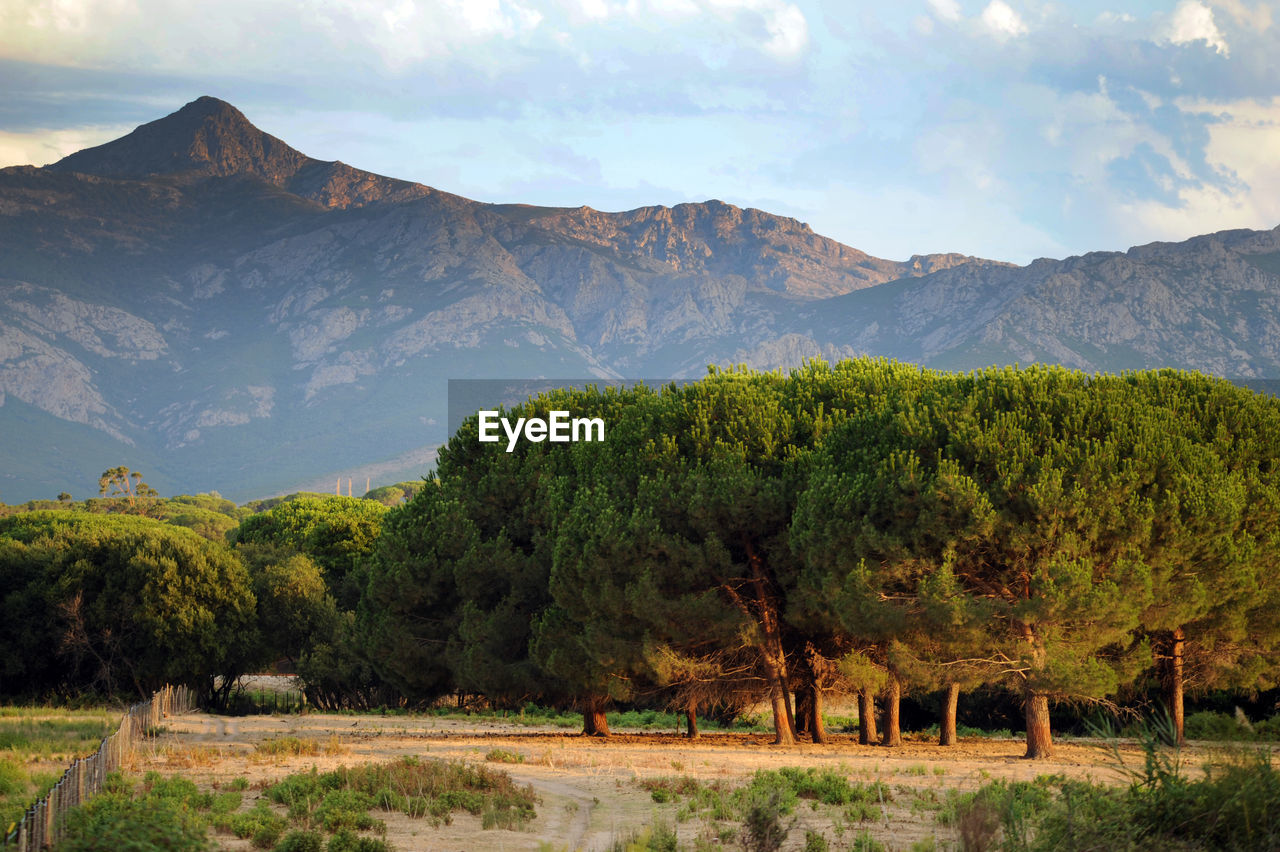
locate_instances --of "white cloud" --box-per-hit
[1210,0,1271,32]
[0,125,133,168]
[1163,0,1229,55]
[0,0,546,72]
[761,2,808,57]
[574,0,613,18]
[1095,11,1135,25]
[927,0,962,22]
[980,0,1027,39]
[1127,96,1280,237]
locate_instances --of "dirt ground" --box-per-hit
[126,704,1249,852]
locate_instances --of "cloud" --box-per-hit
[0,124,132,167]
[1210,0,1271,32]
[1126,95,1280,237]
[1163,1,1229,55]
[760,2,808,57]
[980,0,1028,39]
[927,0,962,22]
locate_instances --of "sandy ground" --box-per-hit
[125,706,1250,852]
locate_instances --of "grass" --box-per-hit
[45,754,540,851]
[254,736,345,758]
[636,766,898,848]
[0,713,116,758]
[264,756,539,831]
[930,718,1280,852]
[0,707,118,837]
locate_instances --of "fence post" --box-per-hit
[42,793,53,849]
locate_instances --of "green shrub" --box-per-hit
[54,792,211,852]
[273,829,324,852]
[739,785,793,852]
[848,831,886,852]
[802,830,830,851]
[313,789,378,832]
[605,823,680,851]
[1185,710,1251,742]
[325,828,391,852]
[224,801,287,849]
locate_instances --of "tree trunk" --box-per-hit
[795,687,813,738]
[731,537,796,745]
[1024,689,1053,759]
[686,708,699,739]
[810,683,827,744]
[940,682,960,747]
[858,688,878,745]
[882,673,902,747]
[582,697,610,737]
[1163,626,1186,746]
[768,685,796,745]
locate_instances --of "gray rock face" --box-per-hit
[2,97,1278,500]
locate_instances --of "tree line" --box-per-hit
[1,360,1277,759]
[361,360,1280,757]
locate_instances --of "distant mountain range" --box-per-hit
[2,96,1279,502]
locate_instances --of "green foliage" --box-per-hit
[739,783,792,852]
[357,479,474,704]
[362,481,425,507]
[231,496,387,612]
[325,828,391,852]
[55,792,212,852]
[264,757,536,832]
[273,830,324,852]
[0,512,255,699]
[246,551,339,667]
[361,360,1280,751]
[801,831,829,852]
[231,496,389,707]
[605,823,681,852]
[53,771,220,852]
[848,832,887,852]
[221,801,286,848]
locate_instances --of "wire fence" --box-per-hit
[3,684,197,851]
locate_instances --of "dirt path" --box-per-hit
[138,712,1236,851]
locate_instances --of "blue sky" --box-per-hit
[2,0,1278,264]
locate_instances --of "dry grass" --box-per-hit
[253,735,345,760]
[153,743,233,769]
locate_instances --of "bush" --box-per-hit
[273,829,324,852]
[605,823,681,851]
[222,801,288,848]
[739,786,793,852]
[325,828,391,852]
[54,792,211,852]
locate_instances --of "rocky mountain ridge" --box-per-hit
[1,96,1277,501]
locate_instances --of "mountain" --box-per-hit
[2,96,1278,501]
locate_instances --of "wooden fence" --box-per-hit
[3,684,197,851]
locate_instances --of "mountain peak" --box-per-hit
[47,95,312,182]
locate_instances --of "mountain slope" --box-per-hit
[1,96,1277,501]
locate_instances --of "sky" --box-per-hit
[2,0,1279,264]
